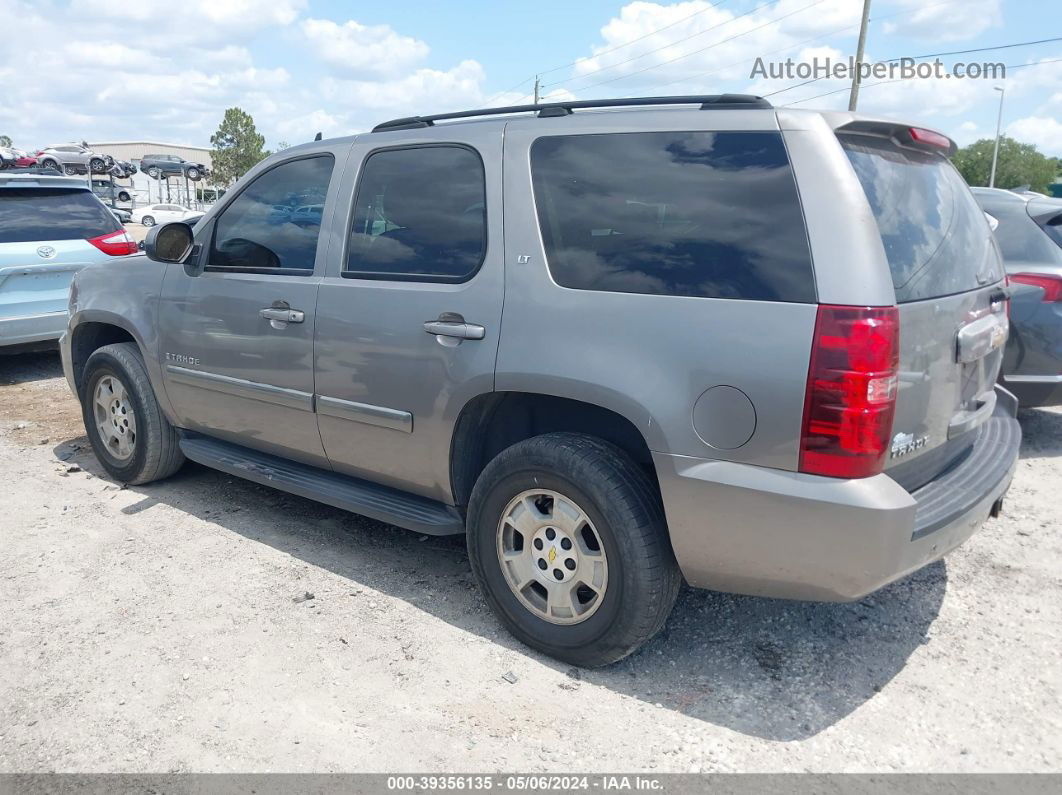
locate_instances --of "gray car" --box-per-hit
[36,143,113,176]
[60,96,1021,666]
[972,187,1062,406]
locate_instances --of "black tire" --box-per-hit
[467,432,681,667]
[80,342,185,485]
[146,167,160,178]
[89,157,106,173]
[141,215,155,227]
[186,167,201,181]
[62,164,78,176]
[41,159,61,172]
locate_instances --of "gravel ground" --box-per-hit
[0,349,1059,773]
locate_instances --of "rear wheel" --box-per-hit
[141,215,155,227]
[62,164,78,176]
[467,433,680,667]
[89,157,106,173]
[81,343,184,485]
[186,167,201,181]
[146,167,160,178]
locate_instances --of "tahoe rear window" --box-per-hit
[529,131,815,302]
[0,188,120,243]
[841,136,1001,302]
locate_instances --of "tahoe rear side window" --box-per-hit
[529,131,814,302]
[841,136,1002,302]
[0,189,120,243]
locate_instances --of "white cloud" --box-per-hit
[1006,116,1062,156]
[560,0,863,92]
[880,0,1002,42]
[0,0,490,149]
[301,18,430,78]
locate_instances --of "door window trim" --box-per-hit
[341,142,489,284]
[204,151,336,278]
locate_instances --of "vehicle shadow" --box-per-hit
[57,439,945,742]
[0,347,63,385]
[1018,407,1062,459]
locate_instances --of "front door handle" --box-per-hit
[423,319,485,341]
[259,306,305,326]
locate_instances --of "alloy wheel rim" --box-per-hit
[92,375,137,461]
[496,489,609,625]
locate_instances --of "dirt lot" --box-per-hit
[0,349,1059,773]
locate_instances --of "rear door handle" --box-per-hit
[423,320,485,340]
[259,307,305,324]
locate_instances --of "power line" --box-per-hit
[535,0,735,80]
[555,0,828,94]
[607,0,959,97]
[764,35,1062,100]
[780,57,1062,107]
[543,0,775,89]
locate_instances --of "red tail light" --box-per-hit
[87,230,138,256]
[1010,272,1062,303]
[799,305,899,479]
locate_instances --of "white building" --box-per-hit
[88,141,220,210]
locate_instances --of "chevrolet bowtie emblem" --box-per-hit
[548,547,557,563]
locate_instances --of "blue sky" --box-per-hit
[1,0,1059,155]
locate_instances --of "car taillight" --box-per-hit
[1010,272,1062,303]
[87,230,138,256]
[799,305,899,479]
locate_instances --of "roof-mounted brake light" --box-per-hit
[908,127,952,150]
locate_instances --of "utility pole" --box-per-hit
[848,0,872,111]
[989,85,1006,188]
[534,75,540,105]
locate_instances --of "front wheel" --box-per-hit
[146,167,160,178]
[81,343,185,485]
[467,433,681,667]
[186,167,201,181]
[89,157,106,173]
[141,215,155,227]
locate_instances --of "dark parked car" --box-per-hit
[109,160,138,179]
[973,187,1062,407]
[140,154,208,181]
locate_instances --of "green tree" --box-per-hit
[209,107,267,186]
[952,136,1057,193]
[0,135,12,148]
[275,140,291,152]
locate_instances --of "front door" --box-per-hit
[158,151,342,467]
[313,134,504,502]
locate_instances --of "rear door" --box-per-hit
[313,130,504,502]
[840,133,1007,486]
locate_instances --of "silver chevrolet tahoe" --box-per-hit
[60,95,1021,667]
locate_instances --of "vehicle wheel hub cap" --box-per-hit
[496,489,608,625]
[92,375,137,461]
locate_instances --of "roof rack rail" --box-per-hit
[371,94,771,133]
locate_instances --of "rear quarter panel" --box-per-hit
[497,110,840,469]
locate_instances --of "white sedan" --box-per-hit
[130,204,204,227]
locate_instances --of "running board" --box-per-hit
[178,434,465,536]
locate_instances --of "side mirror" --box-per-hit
[144,222,195,264]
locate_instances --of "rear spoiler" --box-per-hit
[835,120,958,158]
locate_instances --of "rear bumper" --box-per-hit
[0,311,67,347]
[656,391,1021,601]
[1001,374,1062,408]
